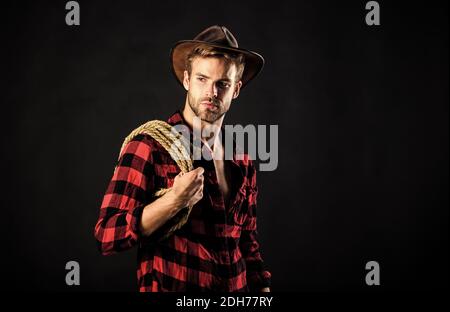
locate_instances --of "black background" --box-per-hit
[1,0,448,291]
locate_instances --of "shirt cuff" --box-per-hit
[247,270,272,291]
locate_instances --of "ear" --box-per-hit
[232,80,242,99]
[183,70,190,91]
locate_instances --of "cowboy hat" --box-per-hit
[170,25,264,88]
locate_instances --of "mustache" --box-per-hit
[200,97,221,106]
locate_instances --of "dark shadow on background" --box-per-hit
[0,0,448,291]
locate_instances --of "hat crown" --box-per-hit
[193,25,239,49]
[171,25,264,88]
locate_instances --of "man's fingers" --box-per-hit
[176,168,204,196]
[196,185,204,197]
[185,167,203,178]
[184,167,204,183]
[194,167,204,176]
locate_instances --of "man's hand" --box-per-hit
[261,287,270,292]
[170,167,205,211]
[139,167,204,237]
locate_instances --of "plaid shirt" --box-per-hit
[94,111,271,292]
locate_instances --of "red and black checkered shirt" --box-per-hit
[94,111,271,292]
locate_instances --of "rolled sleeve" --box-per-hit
[94,135,155,255]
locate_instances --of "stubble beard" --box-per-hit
[188,91,227,124]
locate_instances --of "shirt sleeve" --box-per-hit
[239,159,272,291]
[94,134,155,255]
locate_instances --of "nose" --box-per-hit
[206,82,218,98]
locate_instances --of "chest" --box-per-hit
[213,158,232,206]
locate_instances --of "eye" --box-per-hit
[197,77,206,82]
[218,81,230,89]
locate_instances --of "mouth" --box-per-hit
[201,102,218,110]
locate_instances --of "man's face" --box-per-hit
[183,57,242,123]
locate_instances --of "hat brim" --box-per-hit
[170,40,264,89]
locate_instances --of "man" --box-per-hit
[94,25,271,292]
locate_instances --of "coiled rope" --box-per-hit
[118,120,194,240]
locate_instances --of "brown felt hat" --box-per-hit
[170,25,264,88]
